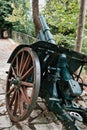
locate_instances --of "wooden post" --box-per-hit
[74,0,87,52]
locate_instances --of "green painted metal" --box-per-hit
[36,15,87,130]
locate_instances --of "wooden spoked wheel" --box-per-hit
[6,47,41,122]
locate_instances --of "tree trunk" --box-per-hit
[32,0,42,36]
[74,0,87,52]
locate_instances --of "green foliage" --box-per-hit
[53,33,75,48]
[44,0,79,32]
[1,0,87,55]
[6,0,34,35]
[42,0,79,48]
[0,0,12,29]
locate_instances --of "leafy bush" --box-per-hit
[42,0,87,54]
[0,0,12,29]
[6,1,34,35]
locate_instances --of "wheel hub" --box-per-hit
[10,76,21,87]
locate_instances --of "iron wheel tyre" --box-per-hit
[6,47,41,122]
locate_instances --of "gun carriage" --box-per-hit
[6,16,87,130]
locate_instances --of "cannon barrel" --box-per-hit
[38,15,56,44]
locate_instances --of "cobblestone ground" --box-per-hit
[0,39,87,130]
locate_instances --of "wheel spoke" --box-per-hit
[23,86,32,104]
[19,51,24,74]
[21,66,34,80]
[18,90,23,115]
[13,92,18,115]
[24,55,31,71]
[7,86,15,95]
[20,87,30,104]
[21,81,33,88]
[21,55,31,76]
[9,90,16,108]
[11,66,16,78]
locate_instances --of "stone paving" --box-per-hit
[0,39,87,130]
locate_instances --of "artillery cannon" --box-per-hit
[6,15,87,130]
